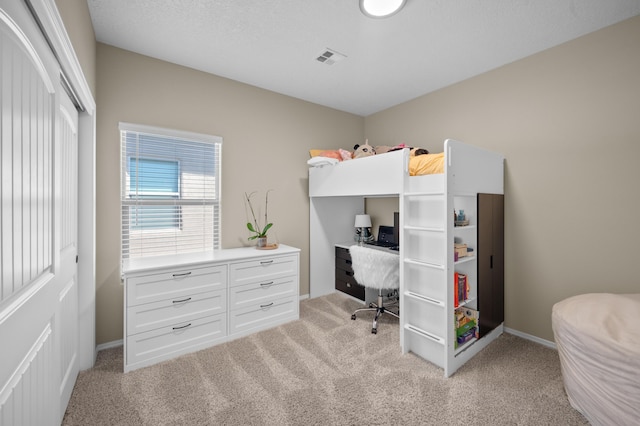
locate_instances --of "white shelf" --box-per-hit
[454,255,475,265]
[454,337,478,355]
[456,297,477,308]
[453,225,476,231]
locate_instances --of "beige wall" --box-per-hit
[95,44,364,344]
[55,0,96,97]
[364,15,640,341]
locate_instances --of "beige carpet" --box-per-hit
[63,293,588,425]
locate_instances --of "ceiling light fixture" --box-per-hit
[359,0,406,18]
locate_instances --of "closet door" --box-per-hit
[477,193,504,337]
[0,2,79,424]
[56,84,80,418]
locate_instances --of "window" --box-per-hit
[128,158,180,230]
[120,123,222,261]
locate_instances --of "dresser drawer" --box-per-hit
[229,255,297,287]
[229,296,297,336]
[335,255,353,273]
[127,289,226,336]
[127,264,226,306]
[336,246,352,261]
[126,313,227,369]
[229,276,296,311]
[335,266,358,286]
[336,278,365,301]
[335,246,364,300]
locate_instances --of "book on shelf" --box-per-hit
[454,272,459,307]
[454,307,480,349]
[454,272,468,306]
[457,329,476,345]
[455,306,479,328]
[456,319,477,337]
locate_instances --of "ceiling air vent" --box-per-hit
[316,48,347,65]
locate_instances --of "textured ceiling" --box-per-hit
[87,0,640,116]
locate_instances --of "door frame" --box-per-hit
[26,0,97,370]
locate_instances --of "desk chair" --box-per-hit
[348,245,399,334]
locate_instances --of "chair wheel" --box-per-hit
[371,328,377,334]
[351,314,356,320]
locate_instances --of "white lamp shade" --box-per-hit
[354,214,372,228]
[360,0,406,18]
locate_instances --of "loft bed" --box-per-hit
[308,138,504,377]
[309,139,502,198]
[308,149,445,197]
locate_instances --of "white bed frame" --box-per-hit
[309,139,504,377]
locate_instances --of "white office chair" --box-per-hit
[348,244,399,334]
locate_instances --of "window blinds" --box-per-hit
[120,123,222,260]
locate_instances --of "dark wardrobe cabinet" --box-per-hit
[477,193,505,338]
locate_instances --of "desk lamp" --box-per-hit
[354,214,374,244]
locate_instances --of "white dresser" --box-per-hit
[123,245,300,372]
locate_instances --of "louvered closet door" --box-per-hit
[0,2,79,425]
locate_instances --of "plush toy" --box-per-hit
[353,140,375,159]
[411,148,430,156]
[316,148,353,161]
[373,145,393,154]
[374,143,406,154]
[372,144,430,156]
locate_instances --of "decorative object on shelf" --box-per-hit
[256,243,279,250]
[454,243,468,258]
[354,214,374,244]
[454,209,469,226]
[245,190,273,248]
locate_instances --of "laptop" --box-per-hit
[366,225,398,248]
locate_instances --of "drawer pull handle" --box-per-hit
[346,260,352,265]
[172,297,192,304]
[172,272,192,278]
[346,283,352,288]
[260,260,274,265]
[260,302,274,308]
[260,281,274,287]
[172,323,192,330]
[346,271,353,277]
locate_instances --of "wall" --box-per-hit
[54,0,96,97]
[364,15,640,342]
[95,44,363,344]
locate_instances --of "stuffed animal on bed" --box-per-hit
[312,148,353,161]
[374,143,407,154]
[353,141,375,159]
[373,143,430,156]
[411,148,430,156]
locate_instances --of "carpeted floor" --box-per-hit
[63,292,588,425]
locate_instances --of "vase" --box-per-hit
[257,237,267,248]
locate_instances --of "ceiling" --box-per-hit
[87,0,640,117]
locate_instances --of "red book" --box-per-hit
[454,272,459,307]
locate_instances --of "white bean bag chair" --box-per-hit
[552,293,640,426]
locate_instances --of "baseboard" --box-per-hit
[505,327,556,350]
[299,293,310,301]
[96,339,123,352]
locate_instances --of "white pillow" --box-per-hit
[307,157,339,167]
